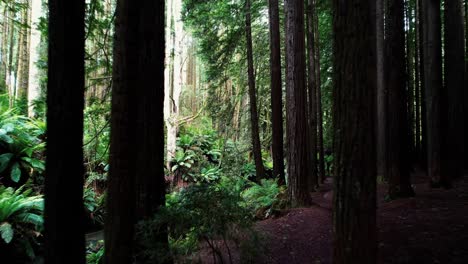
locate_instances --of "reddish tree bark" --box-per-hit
[267,0,285,184]
[332,0,377,262]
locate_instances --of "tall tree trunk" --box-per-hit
[16,0,30,105]
[44,0,86,263]
[465,0,468,172]
[285,0,311,206]
[7,13,15,107]
[422,0,446,187]
[268,0,286,184]
[443,0,465,179]
[414,0,421,162]
[0,5,8,94]
[376,0,387,180]
[332,0,377,262]
[306,0,319,190]
[27,0,42,117]
[246,0,266,181]
[405,0,415,161]
[418,0,427,170]
[105,1,170,263]
[314,0,326,183]
[386,0,414,199]
[165,0,184,172]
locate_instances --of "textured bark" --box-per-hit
[44,0,86,263]
[246,0,266,181]
[165,0,184,171]
[27,0,42,117]
[422,0,446,186]
[386,0,413,199]
[0,6,7,94]
[442,0,465,180]
[16,0,30,103]
[332,0,377,262]
[306,0,319,190]
[268,0,286,184]
[376,0,387,180]
[105,1,170,263]
[285,0,311,206]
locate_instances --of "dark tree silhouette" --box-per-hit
[442,0,465,180]
[386,0,413,198]
[245,0,266,181]
[105,1,169,263]
[44,0,86,263]
[306,0,319,190]
[422,0,446,187]
[332,0,377,262]
[267,0,286,184]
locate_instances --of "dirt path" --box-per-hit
[253,172,468,264]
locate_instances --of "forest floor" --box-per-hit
[199,169,468,264]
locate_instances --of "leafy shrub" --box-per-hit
[0,111,45,187]
[0,186,44,260]
[135,177,258,263]
[241,179,286,219]
[83,187,106,227]
[86,241,104,264]
[171,126,224,184]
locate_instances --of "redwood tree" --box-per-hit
[105,0,169,263]
[443,0,465,179]
[44,0,86,262]
[421,0,446,187]
[332,0,377,262]
[306,0,319,190]
[267,0,286,184]
[285,0,311,206]
[245,0,266,181]
[386,0,413,198]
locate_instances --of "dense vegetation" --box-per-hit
[0,0,466,263]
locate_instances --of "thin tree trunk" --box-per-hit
[306,0,319,190]
[376,0,387,180]
[268,0,286,184]
[405,0,415,161]
[422,0,446,187]
[314,1,326,183]
[418,0,427,170]
[27,0,42,117]
[44,0,86,263]
[386,0,414,199]
[414,0,421,161]
[443,0,465,179]
[285,0,311,206]
[246,0,266,181]
[332,0,377,262]
[16,0,30,104]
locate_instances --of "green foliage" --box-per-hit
[241,179,286,219]
[171,125,224,184]
[83,101,111,175]
[135,177,259,263]
[0,109,45,186]
[0,186,43,259]
[83,187,106,227]
[86,241,104,264]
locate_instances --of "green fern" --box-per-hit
[0,186,44,245]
